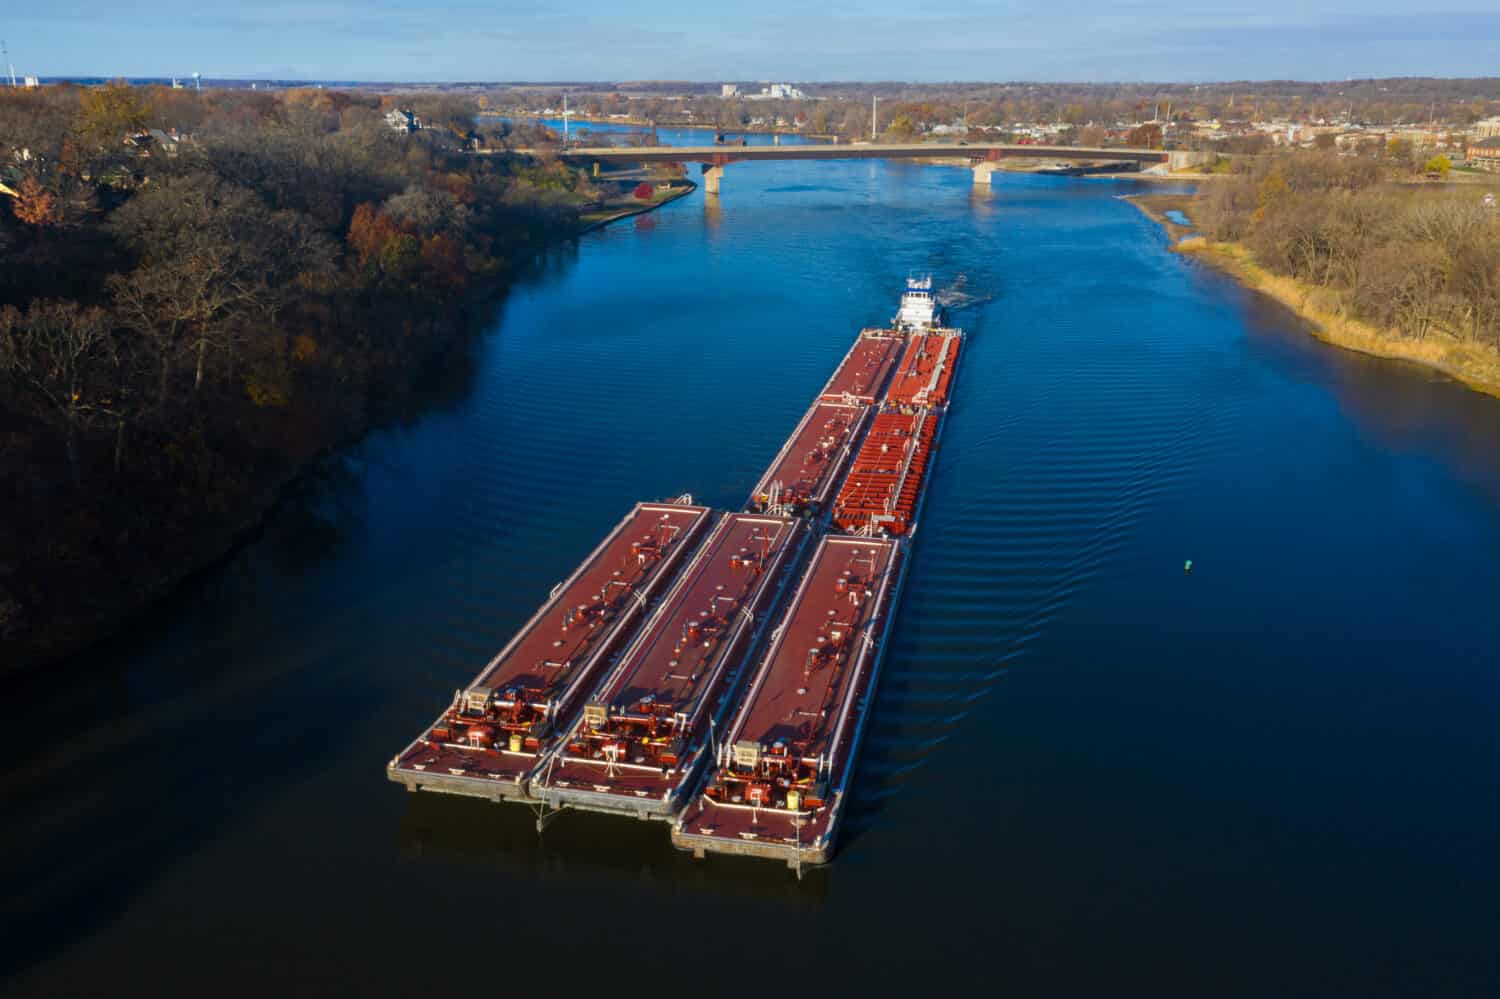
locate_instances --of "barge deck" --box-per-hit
[830,410,939,536]
[748,402,867,517]
[535,513,809,818]
[817,330,904,405]
[387,501,711,802]
[672,534,904,867]
[885,331,961,409]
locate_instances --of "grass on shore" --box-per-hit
[1123,194,1500,400]
[577,180,696,230]
[1182,237,1500,400]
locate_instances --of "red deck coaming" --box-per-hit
[392,502,710,784]
[885,333,961,408]
[751,402,866,511]
[830,411,937,535]
[817,333,904,405]
[541,513,804,802]
[677,536,903,851]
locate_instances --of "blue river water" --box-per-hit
[3,130,1500,995]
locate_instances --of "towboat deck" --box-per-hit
[748,402,867,515]
[537,513,808,817]
[817,331,904,405]
[673,535,902,866]
[387,501,710,801]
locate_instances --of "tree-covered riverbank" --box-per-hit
[1127,160,1500,399]
[0,84,649,673]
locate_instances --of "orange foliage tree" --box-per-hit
[347,203,398,269]
[12,177,59,226]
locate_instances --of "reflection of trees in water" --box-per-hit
[397,792,829,904]
[260,240,588,578]
[259,454,369,576]
[1242,292,1500,506]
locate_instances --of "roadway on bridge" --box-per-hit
[549,142,1170,165]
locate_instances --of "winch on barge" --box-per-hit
[386,501,710,802]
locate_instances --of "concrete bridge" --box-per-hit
[537,143,1207,193]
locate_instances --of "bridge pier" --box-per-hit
[972,162,999,186]
[703,165,724,195]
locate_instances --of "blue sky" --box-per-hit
[11,1,1500,81]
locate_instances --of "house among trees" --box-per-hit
[126,128,185,157]
[385,107,420,132]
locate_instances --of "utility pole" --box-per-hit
[871,94,878,141]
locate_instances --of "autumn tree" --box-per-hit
[76,80,152,148]
[10,176,59,227]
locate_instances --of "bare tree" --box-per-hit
[0,300,120,479]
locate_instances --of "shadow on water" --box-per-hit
[396,793,830,904]
[0,250,586,983]
[1195,263,1500,504]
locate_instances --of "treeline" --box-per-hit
[503,78,1500,141]
[0,82,593,666]
[1193,154,1500,346]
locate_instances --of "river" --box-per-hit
[4,136,1499,995]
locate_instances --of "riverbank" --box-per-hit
[578,179,696,232]
[1126,193,1500,400]
[2,182,694,678]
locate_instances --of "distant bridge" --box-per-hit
[517,143,1205,193]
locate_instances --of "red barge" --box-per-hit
[672,534,903,866]
[748,329,904,517]
[534,513,808,818]
[672,276,963,869]
[388,276,965,872]
[387,501,710,802]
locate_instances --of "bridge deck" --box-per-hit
[544,142,1170,165]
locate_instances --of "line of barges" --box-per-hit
[388,276,966,871]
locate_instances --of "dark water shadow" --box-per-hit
[396,792,830,905]
[0,250,586,983]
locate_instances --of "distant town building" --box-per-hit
[1468,136,1500,172]
[385,108,421,133]
[721,84,739,98]
[1474,117,1500,140]
[23,75,39,88]
[746,83,805,101]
